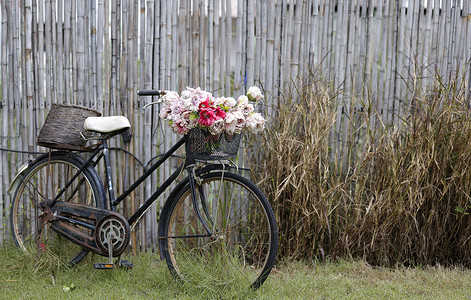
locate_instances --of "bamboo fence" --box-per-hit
[0,0,470,250]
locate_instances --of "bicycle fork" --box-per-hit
[186,165,218,239]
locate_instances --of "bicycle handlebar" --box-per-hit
[137,90,166,96]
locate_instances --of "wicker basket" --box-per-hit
[185,127,241,161]
[37,103,101,151]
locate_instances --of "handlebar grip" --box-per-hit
[137,90,166,96]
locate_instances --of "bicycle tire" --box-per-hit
[159,171,278,290]
[10,152,106,266]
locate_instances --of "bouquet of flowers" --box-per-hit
[159,86,266,136]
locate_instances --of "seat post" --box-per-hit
[101,139,116,211]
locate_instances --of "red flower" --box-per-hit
[199,98,212,110]
[198,108,217,126]
[214,107,226,119]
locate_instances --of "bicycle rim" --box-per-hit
[10,155,101,266]
[160,172,277,290]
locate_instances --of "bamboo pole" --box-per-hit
[421,0,432,93]
[97,0,104,112]
[56,0,64,105]
[466,1,471,104]
[279,0,288,92]
[309,0,318,69]
[190,0,199,87]
[225,0,232,96]
[37,0,44,110]
[266,0,275,102]
[63,0,72,105]
[0,0,8,242]
[234,0,243,96]
[12,0,21,157]
[386,1,396,124]
[178,0,187,91]
[76,0,86,106]
[372,0,382,117]
[90,0,98,110]
[291,0,303,82]
[213,0,220,92]
[9,0,19,228]
[24,0,34,151]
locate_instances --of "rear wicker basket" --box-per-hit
[185,127,241,161]
[37,103,101,151]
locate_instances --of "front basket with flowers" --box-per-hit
[159,86,265,160]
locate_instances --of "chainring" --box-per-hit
[95,215,130,256]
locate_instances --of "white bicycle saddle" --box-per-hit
[84,116,131,133]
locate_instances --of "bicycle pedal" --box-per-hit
[119,259,134,270]
[93,263,114,269]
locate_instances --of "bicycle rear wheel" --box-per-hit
[159,171,278,290]
[10,152,105,266]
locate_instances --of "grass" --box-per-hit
[1,246,471,299]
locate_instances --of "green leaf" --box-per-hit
[455,206,469,215]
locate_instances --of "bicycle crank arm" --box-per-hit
[49,202,130,257]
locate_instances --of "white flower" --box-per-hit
[181,110,198,129]
[209,118,225,135]
[237,95,249,106]
[247,86,264,102]
[225,97,237,108]
[224,111,245,135]
[246,113,265,132]
[213,97,226,106]
[181,90,193,99]
[225,110,245,134]
[162,91,180,105]
[238,101,254,117]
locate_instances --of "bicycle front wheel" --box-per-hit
[159,171,278,290]
[10,152,105,266]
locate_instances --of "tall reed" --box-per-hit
[248,73,471,266]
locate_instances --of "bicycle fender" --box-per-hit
[7,162,31,194]
[8,151,70,194]
[7,151,81,195]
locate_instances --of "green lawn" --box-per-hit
[1,247,470,299]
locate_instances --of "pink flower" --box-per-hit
[159,105,171,119]
[171,119,189,135]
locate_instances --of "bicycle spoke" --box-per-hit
[11,155,103,267]
[160,172,277,290]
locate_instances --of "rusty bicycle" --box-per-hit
[8,90,278,290]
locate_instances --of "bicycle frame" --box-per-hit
[49,133,221,236]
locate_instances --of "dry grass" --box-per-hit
[248,72,471,267]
